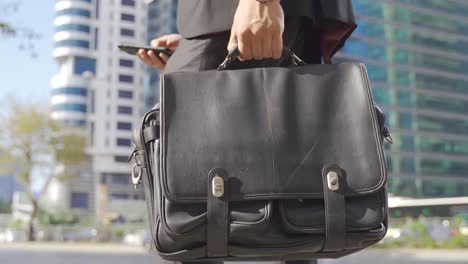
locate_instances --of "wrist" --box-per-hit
[256,0,280,3]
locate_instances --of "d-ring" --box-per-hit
[131,163,142,188]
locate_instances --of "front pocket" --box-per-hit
[228,235,324,257]
[279,191,386,234]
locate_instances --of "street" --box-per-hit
[0,243,467,264]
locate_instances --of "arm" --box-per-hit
[228,0,284,60]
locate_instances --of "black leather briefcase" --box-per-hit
[129,50,392,261]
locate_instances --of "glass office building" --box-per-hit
[337,0,468,198]
[145,0,178,110]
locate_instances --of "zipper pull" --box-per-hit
[382,126,393,144]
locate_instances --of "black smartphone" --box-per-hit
[118,44,174,57]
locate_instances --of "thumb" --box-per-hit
[227,28,238,52]
[166,35,181,50]
[151,37,167,48]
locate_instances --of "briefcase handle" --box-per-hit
[217,45,306,70]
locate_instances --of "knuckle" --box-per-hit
[270,25,283,35]
[250,26,265,37]
[239,30,250,39]
[265,23,276,32]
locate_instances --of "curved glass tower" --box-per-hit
[50,0,148,218]
[338,0,468,198]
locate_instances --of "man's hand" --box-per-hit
[228,0,284,61]
[138,34,182,70]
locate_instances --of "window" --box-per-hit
[121,13,135,22]
[70,192,89,209]
[119,74,133,83]
[120,28,134,37]
[114,155,129,163]
[121,0,135,7]
[111,174,130,184]
[55,24,90,33]
[94,28,99,50]
[117,122,132,130]
[52,87,87,96]
[55,39,90,49]
[74,57,96,75]
[118,106,132,114]
[117,138,132,146]
[95,0,99,19]
[111,193,129,199]
[90,90,95,113]
[101,174,107,184]
[62,119,86,127]
[90,121,94,146]
[119,59,134,67]
[118,90,133,99]
[53,103,87,113]
[56,8,91,18]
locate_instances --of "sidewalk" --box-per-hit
[0,242,148,254]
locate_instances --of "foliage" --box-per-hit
[0,201,12,213]
[0,1,41,57]
[440,234,468,248]
[408,220,437,248]
[0,99,87,240]
[375,218,468,249]
[7,219,25,229]
[37,207,79,226]
[0,22,16,36]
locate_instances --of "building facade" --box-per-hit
[337,0,468,198]
[50,0,148,218]
[145,0,177,110]
[0,174,23,212]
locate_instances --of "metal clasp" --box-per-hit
[131,163,142,189]
[327,171,340,191]
[212,175,224,198]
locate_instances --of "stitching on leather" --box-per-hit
[262,68,280,193]
[285,143,318,186]
[358,63,387,192]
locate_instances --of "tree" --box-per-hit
[1,1,41,57]
[0,100,87,241]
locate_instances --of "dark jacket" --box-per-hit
[176,0,357,62]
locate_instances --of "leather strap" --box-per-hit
[206,168,229,257]
[143,125,160,143]
[321,164,346,251]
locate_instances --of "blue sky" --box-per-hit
[0,0,57,108]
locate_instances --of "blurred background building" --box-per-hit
[144,0,177,110]
[337,0,468,203]
[0,174,23,213]
[49,0,151,219]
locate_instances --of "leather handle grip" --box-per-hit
[217,45,306,71]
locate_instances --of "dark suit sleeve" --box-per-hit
[315,0,357,63]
